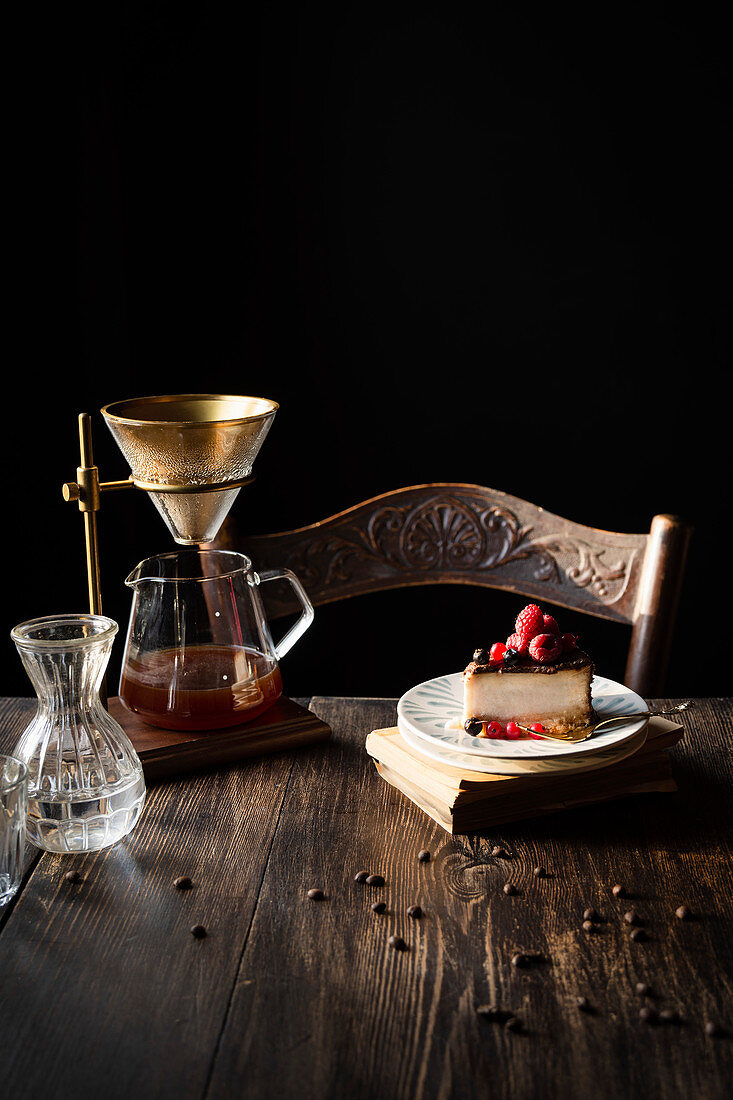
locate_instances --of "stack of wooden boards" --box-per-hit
[366,717,683,834]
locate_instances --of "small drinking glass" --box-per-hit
[0,754,27,906]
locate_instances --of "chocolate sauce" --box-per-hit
[466,649,593,676]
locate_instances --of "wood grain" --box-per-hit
[0,696,731,1100]
[107,695,332,781]
[0,711,312,1099]
[204,696,732,1100]
[215,484,693,696]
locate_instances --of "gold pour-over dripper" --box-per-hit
[63,394,278,615]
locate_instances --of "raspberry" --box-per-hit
[489,642,507,663]
[561,633,577,652]
[515,603,544,643]
[485,721,505,738]
[542,613,560,635]
[505,721,522,740]
[506,632,529,656]
[528,633,563,663]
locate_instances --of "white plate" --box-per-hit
[397,716,648,777]
[397,672,648,760]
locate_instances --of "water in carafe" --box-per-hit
[11,615,146,853]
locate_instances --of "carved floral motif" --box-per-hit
[283,493,637,607]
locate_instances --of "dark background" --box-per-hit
[4,4,730,700]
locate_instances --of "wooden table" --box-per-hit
[1,695,731,1099]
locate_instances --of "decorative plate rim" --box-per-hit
[397,718,649,776]
[396,671,648,759]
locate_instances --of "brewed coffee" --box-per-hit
[120,644,283,730]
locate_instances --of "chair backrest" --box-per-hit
[213,483,692,697]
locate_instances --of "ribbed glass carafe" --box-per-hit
[11,614,146,853]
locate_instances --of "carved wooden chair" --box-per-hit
[213,484,692,697]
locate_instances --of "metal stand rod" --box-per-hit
[78,414,104,616]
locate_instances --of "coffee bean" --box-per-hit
[64,870,82,884]
[582,920,595,932]
[366,874,385,887]
[635,982,652,996]
[190,924,207,938]
[612,884,626,898]
[583,908,599,922]
[576,996,592,1013]
[512,952,546,967]
[173,876,193,890]
[417,849,431,863]
[504,1016,522,1032]
[639,1006,657,1024]
[371,901,386,914]
[533,866,546,878]
[675,905,693,920]
[407,905,422,918]
[354,871,369,883]
[705,1021,725,1038]
[388,934,407,951]
[630,928,646,942]
[492,846,509,858]
[503,883,517,896]
[307,888,325,900]
[624,909,639,925]
[476,1005,511,1023]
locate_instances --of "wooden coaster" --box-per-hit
[109,696,332,782]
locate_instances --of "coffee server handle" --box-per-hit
[256,568,315,660]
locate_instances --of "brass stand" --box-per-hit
[61,395,279,731]
[63,413,135,615]
[63,412,255,618]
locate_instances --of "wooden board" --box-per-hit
[108,695,332,781]
[364,718,683,832]
[375,754,676,833]
[366,717,682,792]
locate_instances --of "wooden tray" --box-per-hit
[109,696,332,782]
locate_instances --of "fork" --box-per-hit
[516,701,694,744]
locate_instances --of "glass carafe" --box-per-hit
[11,615,146,853]
[119,549,314,730]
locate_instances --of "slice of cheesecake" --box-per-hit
[463,649,595,736]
